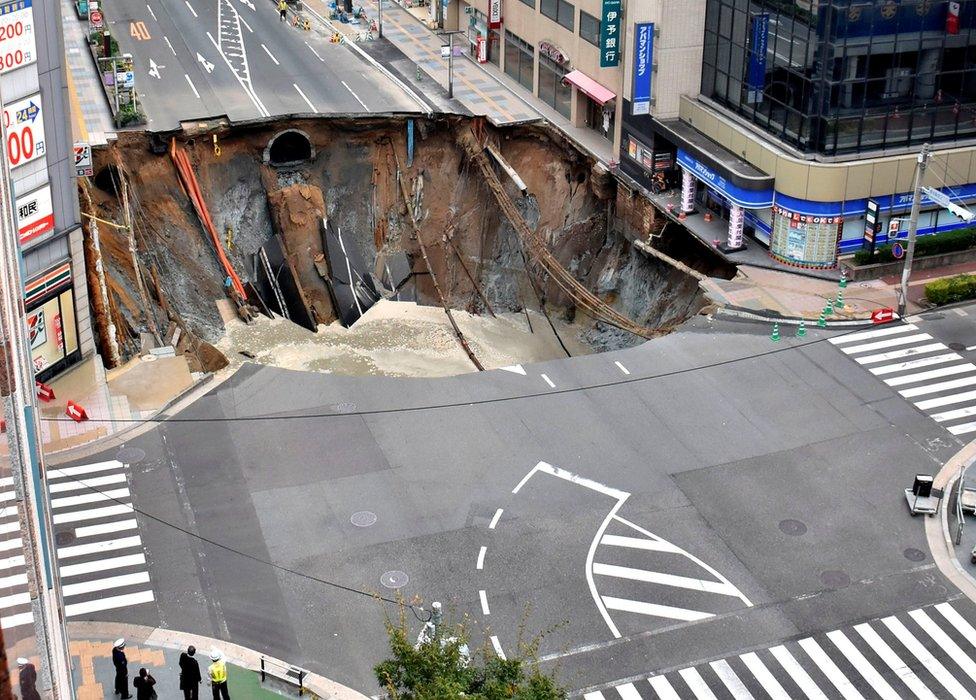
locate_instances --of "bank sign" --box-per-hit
[598,0,621,67]
[0,0,36,76]
[632,22,653,115]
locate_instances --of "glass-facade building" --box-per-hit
[702,0,976,156]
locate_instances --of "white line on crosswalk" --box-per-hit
[882,616,973,700]
[0,573,28,589]
[884,363,976,387]
[856,343,949,364]
[909,609,976,684]
[915,389,976,411]
[0,521,19,536]
[931,404,976,422]
[48,473,127,493]
[0,477,13,488]
[0,612,33,629]
[601,596,713,621]
[0,538,22,553]
[949,421,976,435]
[47,461,123,480]
[599,534,682,553]
[740,652,789,700]
[900,375,976,398]
[50,488,130,509]
[841,333,933,355]
[53,504,134,524]
[0,555,26,571]
[679,668,718,700]
[0,491,15,503]
[798,637,865,700]
[770,645,827,699]
[613,682,642,700]
[709,659,755,699]
[592,563,741,596]
[827,629,900,700]
[870,353,962,375]
[59,553,146,578]
[647,675,681,700]
[56,535,142,559]
[0,591,30,610]
[854,622,936,700]
[61,572,151,598]
[582,692,605,700]
[830,324,918,344]
[75,519,139,538]
[936,602,976,649]
[64,590,154,617]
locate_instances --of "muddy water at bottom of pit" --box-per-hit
[215,299,595,378]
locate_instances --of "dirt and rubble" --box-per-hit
[80,115,734,377]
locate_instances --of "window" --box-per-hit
[540,0,557,20]
[541,0,573,31]
[538,54,571,118]
[505,30,534,91]
[579,11,599,46]
[518,0,534,8]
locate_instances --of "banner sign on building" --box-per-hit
[598,0,621,67]
[0,0,36,75]
[488,0,500,28]
[15,183,53,246]
[863,198,879,253]
[746,12,769,104]
[947,1,961,34]
[632,22,653,115]
[2,92,44,169]
[73,142,93,177]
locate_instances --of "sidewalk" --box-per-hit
[61,0,116,146]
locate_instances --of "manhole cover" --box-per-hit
[54,531,75,546]
[820,570,850,588]
[334,402,357,414]
[949,342,967,352]
[904,548,926,562]
[351,511,377,527]
[116,447,146,464]
[779,519,807,536]
[380,571,409,589]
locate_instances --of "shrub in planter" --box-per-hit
[856,227,976,266]
[925,274,976,305]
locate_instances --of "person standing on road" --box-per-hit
[113,639,132,699]
[17,658,40,700]
[133,668,157,700]
[278,0,287,21]
[208,648,230,700]
[180,645,202,700]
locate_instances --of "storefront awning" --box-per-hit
[563,70,615,105]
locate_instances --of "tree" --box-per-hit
[374,604,566,700]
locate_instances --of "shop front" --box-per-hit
[24,260,81,382]
[563,70,615,141]
[465,7,499,66]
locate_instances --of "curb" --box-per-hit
[714,306,878,327]
[68,621,371,700]
[926,440,976,602]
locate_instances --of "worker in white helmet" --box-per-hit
[208,648,230,699]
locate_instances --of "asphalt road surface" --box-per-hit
[47,304,976,696]
[104,0,421,129]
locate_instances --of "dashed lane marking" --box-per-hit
[260,43,279,65]
[184,0,197,17]
[185,74,200,99]
[541,373,555,388]
[614,361,630,375]
[341,80,369,110]
[488,508,502,529]
[293,83,318,113]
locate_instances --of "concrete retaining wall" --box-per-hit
[842,247,976,281]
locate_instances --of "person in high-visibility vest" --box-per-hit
[278,0,287,21]
[208,649,230,700]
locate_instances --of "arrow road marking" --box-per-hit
[197,53,215,73]
[148,59,164,79]
[239,0,255,8]
[184,0,197,17]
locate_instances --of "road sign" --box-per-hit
[871,307,895,324]
[89,8,103,27]
[892,241,905,259]
[0,0,37,75]
[440,44,450,58]
[73,142,93,177]
[2,93,45,170]
[15,183,54,246]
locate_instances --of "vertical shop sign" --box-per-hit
[746,12,769,103]
[488,0,501,28]
[599,0,621,67]
[631,22,653,115]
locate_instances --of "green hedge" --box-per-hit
[854,227,976,265]
[925,274,976,305]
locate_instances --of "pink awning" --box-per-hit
[563,70,615,105]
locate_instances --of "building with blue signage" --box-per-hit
[617,0,976,270]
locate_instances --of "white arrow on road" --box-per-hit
[197,52,215,73]
[148,58,164,79]
[238,0,255,9]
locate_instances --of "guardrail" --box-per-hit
[260,655,309,695]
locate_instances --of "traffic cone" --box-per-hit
[835,290,844,308]
[771,323,781,342]
[796,320,807,338]
[818,312,827,328]
[839,271,848,289]
[824,298,834,315]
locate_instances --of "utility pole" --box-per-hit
[438,30,464,98]
[377,0,382,38]
[898,142,931,318]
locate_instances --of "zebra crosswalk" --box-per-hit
[0,475,35,638]
[830,322,976,436]
[582,600,976,699]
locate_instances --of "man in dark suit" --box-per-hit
[179,645,202,700]
[113,638,131,699]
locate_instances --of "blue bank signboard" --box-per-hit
[632,22,653,115]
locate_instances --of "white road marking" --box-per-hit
[1,612,33,629]
[601,596,713,621]
[582,693,605,700]
[600,534,683,554]
[740,652,789,700]
[53,504,135,524]
[770,645,826,699]
[146,4,157,20]
[798,637,865,700]
[65,590,154,617]
[293,83,318,113]
[614,683,643,700]
[0,491,14,503]
[49,473,127,493]
[57,535,142,559]
[968,345,976,351]
[678,668,718,700]
[0,539,22,552]
[0,573,27,589]
[513,462,628,499]
[476,546,486,570]
[48,461,123,479]
[488,508,503,529]
[260,43,279,65]
[540,373,555,388]
[305,41,324,60]
[185,74,201,99]
[910,609,976,683]
[614,361,630,375]
[0,592,30,610]
[870,353,961,375]
[949,421,976,435]
[830,324,918,344]
[0,522,18,536]
[840,333,934,354]
[647,676,681,700]
[900,375,976,398]
[500,364,526,375]
[50,488,130,509]
[592,563,742,596]
[854,622,935,700]
[164,36,177,56]
[490,635,505,659]
[0,477,11,487]
[184,0,198,17]
[0,555,25,571]
[882,616,972,699]
[75,519,139,538]
[955,308,969,316]
[61,572,151,598]
[196,52,215,73]
[856,343,948,364]
[826,629,899,700]
[60,553,147,578]
[709,659,755,699]
[936,602,976,647]
[341,80,369,110]
[932,404,976,422]
[884,363,976,387]
[239,15,253,31]
[915,389,976,410]
[479,589,489,615]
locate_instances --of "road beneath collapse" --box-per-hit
[50,311,976,696]
[104,0,421,129]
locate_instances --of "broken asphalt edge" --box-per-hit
[927,439,976,605]
[68,620,371,700]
